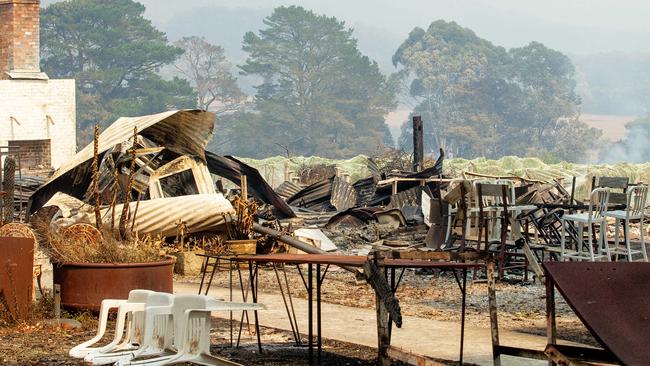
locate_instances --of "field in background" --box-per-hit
[384,111,636,144]
[581,113,635,142]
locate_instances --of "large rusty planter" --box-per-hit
[53,259,174,311]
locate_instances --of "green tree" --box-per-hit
[230,6,395,158]
[393,20,599,161]
[40,0,196,144]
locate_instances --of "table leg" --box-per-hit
[198,256,209,294]
[546,272,556,366]
[248,260,262,353]
[460,267,467,365]
[205,257,219,295]
[308,263,314,366]
[236,262,250,347]
[317,263,322,366]
[389,268,395,342]
[284,264,302,345]
[273,263,300,345]
[229,258,233,347]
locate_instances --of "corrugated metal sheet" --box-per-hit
[330,177,356,211]
[275,181,303,200]
[353,177,377,207]
[367,158,381,179]
[286,179,334,211]
[48,110,212,185]
[286,176,357,213]
[29,110,215,214]
[104,194,233,238]
[387,186,421,210]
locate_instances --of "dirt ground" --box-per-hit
[0,265,597,365]
[186,265,598,346]
[0,316,454,365]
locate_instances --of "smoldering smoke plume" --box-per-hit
[599,123,650,163]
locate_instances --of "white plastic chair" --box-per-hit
[124,294,265,366]
[86,292,175,365]
[561,188,611,261]
[606,185,648,261]
[69,289,154,359]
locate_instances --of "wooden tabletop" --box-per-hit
[232,253,483,269]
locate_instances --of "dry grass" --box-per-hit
[34,219,165,264]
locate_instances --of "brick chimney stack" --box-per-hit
[0,0,42,79]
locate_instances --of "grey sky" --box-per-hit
[40,0,650,117]
[134,0,650,54]
[42,0,650,65]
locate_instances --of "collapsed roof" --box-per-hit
[28,110,294,220]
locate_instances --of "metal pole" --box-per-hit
[229,258,233,347]
[546,271,557,366]
[460,267,467,365]
[308,264,314,366]
[248,261,262,353]
[317,263,322,366]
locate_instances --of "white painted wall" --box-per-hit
[0,78,76,169]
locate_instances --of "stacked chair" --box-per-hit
[70,290,264,366]
[560,187,611,261]
[560,177,649,262]
[605,184,649,261]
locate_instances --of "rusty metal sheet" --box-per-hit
[544,262,650,365]
[0,236,34,321]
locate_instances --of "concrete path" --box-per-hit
[175,281,554,365]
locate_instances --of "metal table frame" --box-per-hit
[233,254,482,366]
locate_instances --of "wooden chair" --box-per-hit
[594,176,628,206]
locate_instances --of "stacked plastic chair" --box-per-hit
[70,291,264,366]
[69,289,154,359]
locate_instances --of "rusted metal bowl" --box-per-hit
[53,259,174,311]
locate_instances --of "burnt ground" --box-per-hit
[185,265,599,347]
[0,317,460,365]
[0,267,598,365]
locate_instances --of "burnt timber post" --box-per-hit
[412,116,423,172]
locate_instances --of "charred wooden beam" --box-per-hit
[545,344,618,365]
[387,346,446,366]
[412,116,423,172]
